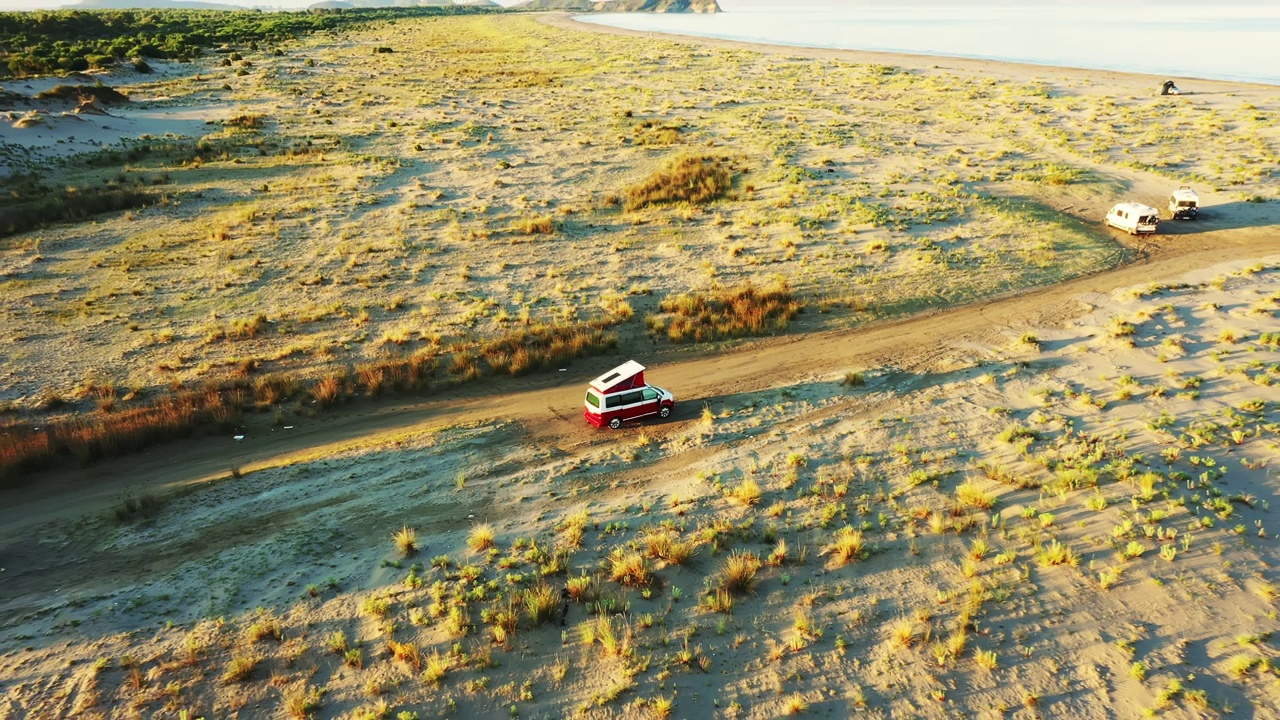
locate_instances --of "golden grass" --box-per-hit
[823,526,864,566]
[622,155,734,212]
[608,549,654,588]
[0,319,619,481]
[468,523,495,552]
[649,282,802,344]
[718,550,762,595]
[729,478,762,506]
[393,526,418,556]
[521,582,564,626]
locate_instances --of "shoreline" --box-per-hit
[549,12,1278,93]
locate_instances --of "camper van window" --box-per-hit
[621,391,643,405]
[642,388,658,401]
[585,392,600,409]
[606,395,623,409]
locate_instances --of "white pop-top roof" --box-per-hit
[1171,187,1198,202]
[589,360,645,394]
[1112,202,1160,216]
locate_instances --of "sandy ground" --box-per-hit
[1,13,1279,720]
[0,62,218,177]
[1,13,1277,411]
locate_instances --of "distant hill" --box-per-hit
[511,0,594,10]
[308,0,498,7]
[69,0,250,9]
[517,0,720,10]
[594,0,719,11]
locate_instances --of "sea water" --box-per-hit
[578,3,1280,86]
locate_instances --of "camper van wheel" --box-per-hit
[659,406,671,419]
[608,417,622,430]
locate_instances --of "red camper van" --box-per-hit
[583,360,675,429]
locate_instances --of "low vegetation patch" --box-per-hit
[647,282,802,343]
[1,317,623,481]
[478,320,617,377]
[0,6,503,77]
[0,185,159,239]
[34,84,130,105]
[622,155,734,212]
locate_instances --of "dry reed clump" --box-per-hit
[0,332,473,482]
[823,526,865,566]
[224,113,266,130]
[717,550,762,595]
[478,321,617,377]
[622,155,734,212]
[521,582,564,626]
[511,213,556,235]
[393,526,418,556]
[648,282,803,344]
[2,298,621,483]
[310,374,347,408]
[0,377,251,481]
[609,549,654,588]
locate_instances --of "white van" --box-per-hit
[1105,203,1160,235]
[1168,186,1199,220]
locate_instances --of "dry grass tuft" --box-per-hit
[823,526,865,566]
[393,525,418,556]
[522,582,565,626]
[622,154,734,212]
[421,651,449,685]
[1036,541,1080,567]
[955,481,996,510]
[649,282,802,343]
[468,523,496,552]
[388,640,422,670]
[609,550,654,588]
[718,550,762,595]
[221,654,259,684]
[729,478,762,506]
[282,683,323,719]
[479,321,617,377]
[512,213,556,235]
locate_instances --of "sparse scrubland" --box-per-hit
[3,12,1279,477]
[3,254,1278,718]
[1,10,1279,720]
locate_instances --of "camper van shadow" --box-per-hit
[1156,200,1276,235]
[666,358,1067,427]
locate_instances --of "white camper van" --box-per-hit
[1105,203,1160,235]
[1168,186,1199,220]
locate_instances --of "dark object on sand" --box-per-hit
[1161,80,1181,96]
[36,84,129,105]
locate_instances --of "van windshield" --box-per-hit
[585,391,600,408]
